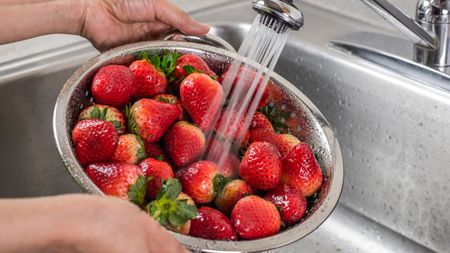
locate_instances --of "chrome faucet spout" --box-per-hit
[361,0,450,67]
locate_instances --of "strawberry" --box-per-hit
[214,109,250,145]
[231,195,281,240]
[189,206,237,241]
[240,142,282,190]
[220,66,270,109]
[112,134,146,164]
[127,98,181,143]
[215,179,253,215]
[129,61,166,98]
[281,143,323,197]
[168,192,196,235]
[249,128,278,145]
[85,162,145,203]
[205,138,240,178]
[250,111,274,132]
[175,161,224,204]
[139,158,174,200]
[72,119,118,165]
[91,65,136,107]
[180,73,224,131]
[144,142,169,162]
[147,179,197,233]
[78,104,126,134]
[174,54,217,82]
[163,121,205,168]
[154,94,186,120]
[264,184,307,226]
[276,134,301,157]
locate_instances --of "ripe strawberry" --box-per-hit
[144,142,169,162]
[168,192,196,235]
[264,184,307,226]
[189,206,237,241]
[249,128,278,144]
[205,138,240,178]
[174,54,217,82]
[231,195,281,240]
[139,158,174,200]
[240,142,281,190]
[220,66,270,109]
[112,134,146,164]
[250,111,274,131]
[215,179,253,215]
[129,60,167,98]
[154,94,186,120]
[163,121,205,167]
[281,143,323,197]
[91,65,136,107]
[127,98,181,143]
[180,73,224,131]
[85,162,144,201]
[72,119,118,165]
[175,161,223,204]
[78,104,126,134]
[214,109,250,145]
[147,179,197,233]
[276,134,301,157]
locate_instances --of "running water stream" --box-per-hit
[204,13,292,168]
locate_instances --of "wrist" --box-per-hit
[57,0,88,35]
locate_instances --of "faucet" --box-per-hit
[361,0,450,69]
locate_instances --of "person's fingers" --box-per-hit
[144,216,191,253]
[152,0,210,36]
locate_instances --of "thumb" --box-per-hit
[152,0,210,35]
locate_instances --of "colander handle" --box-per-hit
[160,30,236,52]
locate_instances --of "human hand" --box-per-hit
[0,194,189,253]
[79,0,210,51]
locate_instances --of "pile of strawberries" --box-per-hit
[71,50,324,241]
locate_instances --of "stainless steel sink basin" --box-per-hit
[0,0,448,252]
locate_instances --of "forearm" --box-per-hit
[0,196,75,253]
[0,0,85,44]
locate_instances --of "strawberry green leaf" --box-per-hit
[155,154,165,161]
[156,96,175,104]
[258,103,289,133]
[99,107,108,120]
[125,104,139,135]
[128,175,149,208]
[140,51,150,61]
[135,135,147,162]
[213,174,228,195]
[150,54,161,70]
[163,178,182,200]
[210,75,217,80]
[110,120,122,131]
[90,106,101,119]
[168,212,187,227]
[183,64,204,75]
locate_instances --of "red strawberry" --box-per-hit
[180,73,224,131]
[85,162,143,200]
[281,143,323,197]
[220,66,270,109]
[214,109,250,145]
[240,142,281,190]
[174,54,217,82]
[139,158,174,200]
[163,121,205,167]
[250,111,274,131]
[78,104,126,134]
[154,94,186,120]
[249,128,278,144]
[215,179,253,215]
[264,184,307,226]
[276,134,300,157]
[112,134,146,164]
[127,98,181,142]
[175,161,223,204]
[189,207,237,241]
[91,65,136,107]
[72,119,118,165]
[231,195,281,240]
[129,59,167,98]
[144,142,169,162]
[205,138,239,178]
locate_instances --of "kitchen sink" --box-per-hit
[0,0,448,252]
